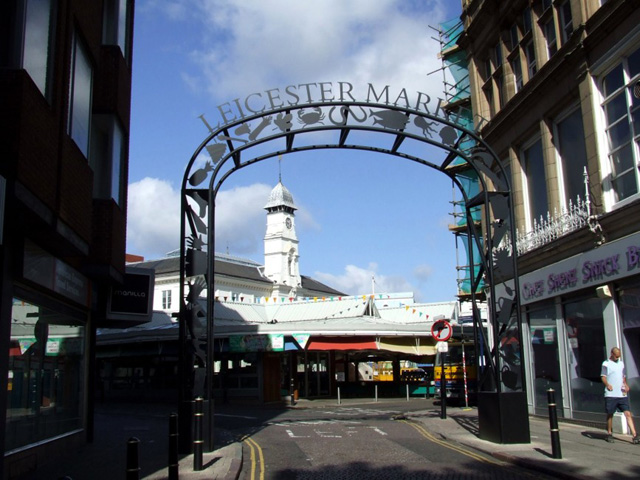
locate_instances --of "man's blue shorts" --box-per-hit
[605,396,631,415]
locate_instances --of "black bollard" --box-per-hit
[547,388,562,459]
[193,397,204,471]
[126,437,140,480]
[290,378,295,406]
[168,412,179,480]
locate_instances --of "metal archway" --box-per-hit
[179,98,527,451]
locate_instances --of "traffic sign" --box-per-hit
[431,319,452,342]
[436,341,449,353]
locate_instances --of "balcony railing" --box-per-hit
[498,195,594,256]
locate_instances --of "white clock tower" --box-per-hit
[263,181,301,296]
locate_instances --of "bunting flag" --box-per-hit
[289,297,293,302]
[405,306,410,311]
[281,297,285,302]
[313,297,318,302]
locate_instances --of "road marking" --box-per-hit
[368,426,388,436]
[215,413,258,420]
[314,429,342,438]
[242,436,265,480]
[286,429,309,438]
[401,420,499,465]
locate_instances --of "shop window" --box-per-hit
[18,0,56,99]
[528,303,563,416]
[6,298,86,452]
[600,46,640,204]
[103,0,132,62]
[90,115,125,206]
[619,284,640,415]
[68,33,93,157]
[555,107,588,206]
[521,137,548,229]
[564,296,607,418]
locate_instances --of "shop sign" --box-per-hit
[230,334,284,352]
[200,81,448,132]
[107,267,155,323]
[519,231,640,305]
[293,334,310,349]
[23,241,89,306]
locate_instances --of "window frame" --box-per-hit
[520,135,548,231]
[595,43,640,210]
[67,32,93,157]
[17,0,57,100]
[553,105,589,209]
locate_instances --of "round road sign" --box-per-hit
[431,319,452,342]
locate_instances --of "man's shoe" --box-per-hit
[633,436,640,444]
[606,434,614,443]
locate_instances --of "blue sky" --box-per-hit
[126,0,464,302]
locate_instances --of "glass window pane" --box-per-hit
[545,20,557,58]
[603,64,624,97]
[607,119,630,149]
[620,284,640,415]
[6,298,86,451]
[612,170,638,202]
[557,109,588,203]
[69,37,93,156]
[523,139,548,222]
[111,121,124,205]
[23,0,53,96]
[629,47,640,78]
[605,94,628,124]
[610,143,634,175]
[564,296,606,418]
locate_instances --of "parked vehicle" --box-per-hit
[434,341,477,405]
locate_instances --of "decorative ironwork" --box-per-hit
[180,87,525,450]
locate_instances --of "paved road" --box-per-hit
[231,404,555,480]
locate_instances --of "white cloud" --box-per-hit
[179,0,449,105]
[314,263,420,298]
[413,264,433,281]
[127,177,181,258]
[214,183,273,255]
[127,179,318,260]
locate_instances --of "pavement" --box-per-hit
[21,397,640,479]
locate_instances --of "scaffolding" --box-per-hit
[430,18,484,301]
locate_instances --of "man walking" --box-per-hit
[601,346,640,444]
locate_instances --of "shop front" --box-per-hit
[5,241,91,458]
[521,231,640,422]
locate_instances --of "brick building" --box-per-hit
[0,1,135,476]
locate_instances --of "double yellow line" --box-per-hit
[242,435,265,480]
[401,419,500,465]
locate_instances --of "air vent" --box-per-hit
[634,80,640,99]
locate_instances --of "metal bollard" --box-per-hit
[337,386,341,405]
[547,388,562,459]
[290,378,295,406]
[126,437,140,480]
[193,397,204,471]
[168,412,179,480]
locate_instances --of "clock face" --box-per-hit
[285,218,292,229]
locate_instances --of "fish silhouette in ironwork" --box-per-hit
[369,109,409,130]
